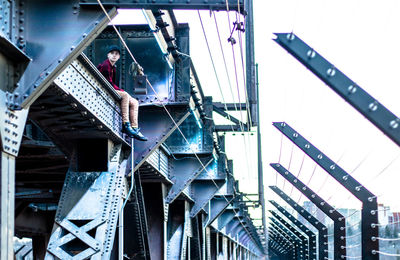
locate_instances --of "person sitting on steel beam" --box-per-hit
[97,45,147,141]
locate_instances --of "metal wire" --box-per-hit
[197,11,236,133]
[341,255,361,259]
[372,250,400,257]
[198,11,253,181]
[212,12,240,119]
[342,244,361,249]
[373,237,400,242]
[290,153,305,197]
[344,232,361,239]
[96,0,256,246]
[372,220,400,228]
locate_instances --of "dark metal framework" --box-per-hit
[273,122,379,260]
[270,219,305,259]
[270,200,317,260]
[274,32,400,147]
[0,0,264,259]
[270,163,346,259]
[270,211,310,260]
[270,186,328,260]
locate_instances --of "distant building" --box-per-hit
[389,212,400,228]
[337,208,360,228]
[378,203,391,226]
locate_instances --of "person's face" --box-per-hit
[107,50,120,64]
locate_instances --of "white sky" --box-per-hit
[113,0,400,225]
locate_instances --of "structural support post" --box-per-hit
[0,91,29,259]
[268,229,295,259]
[270,163,346,259]
[270,217,308,260]
[0,152,15,260]
[270,221,304,259]
[245,0,257,126]
[273,122,379,260]
[270,186,328,260]
[274,32,400,147]
[270,201,317,260]
[270,211,310,260]
[255,63,267,250]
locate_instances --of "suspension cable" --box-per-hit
[96,1,256,246]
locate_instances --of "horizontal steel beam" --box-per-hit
[213,102,248,111]
[80,0,245,12]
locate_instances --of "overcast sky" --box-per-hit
[114,0,400,224]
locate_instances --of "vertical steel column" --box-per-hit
[270,218,308,260]
[270,222,303,259]
[270,211,310,260]
[245,0,257,126]
[273,122,379,259]
[0,94,29,259]
[270,163,346,259]
[256,63,267,249]
[45,142,127,259]
[0,152,15,260]
[270,186,328,260]
[269,229,295,260]
[270,201,317,260]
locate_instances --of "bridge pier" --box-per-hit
[45,140,127,259]
[0,91,29,259]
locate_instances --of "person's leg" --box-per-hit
[116,90,129,123]
[128,96,139,128]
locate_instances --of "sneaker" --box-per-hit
[122,122,136,137]
[132,127,148,141]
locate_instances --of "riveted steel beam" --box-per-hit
[271,163,346,259]
[165,156,214,204]
[274,33,400,147]
[205,196,235,227]
[273,122,379,260]
[213,104,246,126]
[270,223,303,259]
[79,0,245,12]
[270,186,328,260]
[12,2,117,109]
[270,218,307,260]
[269,201,317,260]
[268,229,293,251]
[268,228,295,258]
[213,102,247,111]
[270,211,311,260]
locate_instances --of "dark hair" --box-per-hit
[107,45,120,54]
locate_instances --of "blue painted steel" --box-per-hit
[79,0,245,12]
[165,155,214,204]
[12,1,117,109]
[274,33,400,147]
